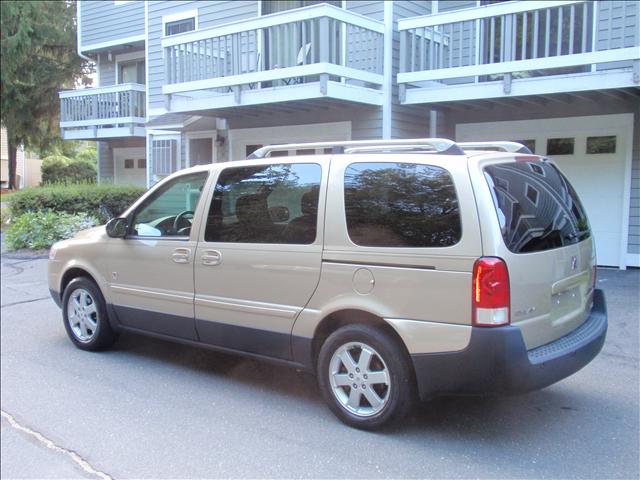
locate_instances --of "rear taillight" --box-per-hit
[472,257,510,327]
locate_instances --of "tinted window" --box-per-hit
[132,172,208,237]
[205,163,322,244]
[165,18,195,36]
[587,136,616,154]
[547,138,574,155]
[484,161,590,253]
[344,162,461,248]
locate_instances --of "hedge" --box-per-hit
[41,154,97,184]
[9,184,146,223]
[5,211,98,250]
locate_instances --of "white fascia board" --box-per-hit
[115,51,145,63]
[398,47,640,83]
[326,82,383,105]
[81,35,146,53]
[399,0,583,30]
[61,117,145,127]
[401,69,639,104]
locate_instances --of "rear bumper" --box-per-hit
[411,289,607,400]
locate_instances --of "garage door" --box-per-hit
[457,114,633,268]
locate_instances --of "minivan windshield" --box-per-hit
[484,160,590,254]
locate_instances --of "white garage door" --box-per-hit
[114,147,147,188]
[457,114,633,267]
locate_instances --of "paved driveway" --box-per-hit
[1,241,638,479]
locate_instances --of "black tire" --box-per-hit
[317,323,415,430]
[62,277,118,351]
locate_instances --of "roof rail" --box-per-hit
[458,141,532,154]
[247,138,465,159]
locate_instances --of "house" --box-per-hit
[59,0,639,268]
[0,127,42,189]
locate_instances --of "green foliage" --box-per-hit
[5,211,98,250]
[1,1,91,187]
[41,154,97,184]
[9,184,146,223]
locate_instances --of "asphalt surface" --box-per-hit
[1,240,639,479]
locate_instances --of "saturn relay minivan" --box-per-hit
[48,138,607,429]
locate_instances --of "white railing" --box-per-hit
[161,3,384,95]
[398,0,639,91]
[59,83,146,127]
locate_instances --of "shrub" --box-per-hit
[41,154,97,184]
[5,211,98,250]
[9,184,146,223]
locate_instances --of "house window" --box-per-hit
[124,159,134,169]
[586,136,616,154]
[547,138,574,155]
[137,158,146,169]
[119,60,145,84]
[152,139,178,175]
[165,17,195,36]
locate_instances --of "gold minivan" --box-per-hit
[48,139,607,429]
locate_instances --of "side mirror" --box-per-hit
[269,206,290,223]
[106,217,129,238]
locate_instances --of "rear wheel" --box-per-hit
[62,277,118,351]
[317,324,415,429]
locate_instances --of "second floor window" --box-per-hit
[119,60,145,84]
[165,17,195,36]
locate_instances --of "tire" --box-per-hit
[62,277,118,351]
[317,323,415,430]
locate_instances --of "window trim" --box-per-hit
[162,9,198,38]
[186,130,217,167]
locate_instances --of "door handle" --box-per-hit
[172,247,191,264]
[201,249,222,266]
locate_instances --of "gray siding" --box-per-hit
[80,0,144,48]
[346,1,384,21]
[97,56,116,87]
[148,1,258,111]
[98,142,114,183]
[629,102,640,256]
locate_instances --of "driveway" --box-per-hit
[1,238,639,479]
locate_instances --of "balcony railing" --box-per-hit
[161,4,384,108]
[398,0,640,102]
[59,84,146,139]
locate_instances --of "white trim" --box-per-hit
[115,51,145,63]
[399,1,584,30]
[114,0,135,5]
[148,107,168,117]
[81,35,146,53]
[382,1,393,139]
[619,115,634,270]
[60,117,146,128]
[185,130,216,167]
[62,127,146,140]
[229,121,351,161]
[162,63,383,94]
[398,47,640,83]
[402,69,638,104]
[162,9,198,38]
[162,4,383,48]
[59,83,145,98]
[145,0,149,123]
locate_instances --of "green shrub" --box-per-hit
[9,184,146,223]
[5,211,98,250]
[41,154,97,184]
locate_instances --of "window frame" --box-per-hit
[162,9,198,38]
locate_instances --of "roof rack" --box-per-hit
[457,141,532,154]
[246,138,465,159]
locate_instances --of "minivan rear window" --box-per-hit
[484,161,590,253]
[344,162,461,248]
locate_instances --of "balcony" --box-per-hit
[398,0,640,104]
[161,4,384,113]
[59,84,146,140]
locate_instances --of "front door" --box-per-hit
[193,159,328,359]
[107,171,210,339]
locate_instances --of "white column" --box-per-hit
[382,1,393,139]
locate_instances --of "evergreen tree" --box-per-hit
[1,0,89,189]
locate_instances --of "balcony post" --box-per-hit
[319,17,330,62]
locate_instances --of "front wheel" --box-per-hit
[317,324,415,430]
[62,277,118,351]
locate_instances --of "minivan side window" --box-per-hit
[131,172,208,237]
[205,163,322,244]
[344,162,461,248]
